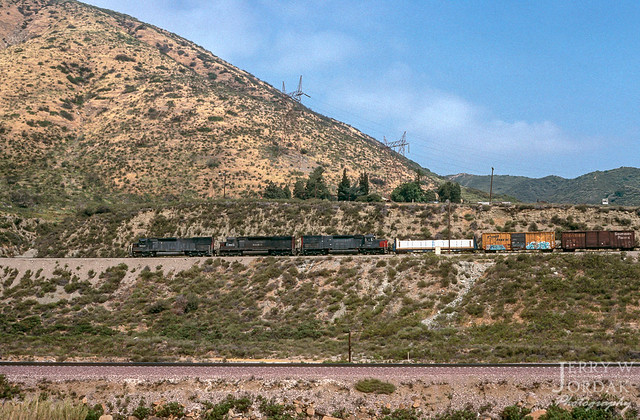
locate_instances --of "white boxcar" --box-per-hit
[394,238,476,253]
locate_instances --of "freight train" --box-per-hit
[129,230,636,257]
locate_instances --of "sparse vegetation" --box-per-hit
[355,378,396,394]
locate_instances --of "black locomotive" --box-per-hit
[130,237,213,257]
[301,234,388,255]
[218,236,296,256]
[129,234,388,257]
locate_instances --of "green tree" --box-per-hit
[391,182,436,202]
[337,169,352,201]
[358,172,370,196]
[293,179,306,199]
[437,181,462,203]
[263,182,291,199]
[305,167,331,199]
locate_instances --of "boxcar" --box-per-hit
[301,234,388,255]
[130,237,213,257]
[218,236,295,256]
[482,232,555,252]
[394,238,476,253]
[561,231,635,251]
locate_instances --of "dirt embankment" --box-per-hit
[4,366,638,419]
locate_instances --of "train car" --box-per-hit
[561,231,635,251]
[482,232,555,252]
[301,234,388,255]
[130,237,213,257]
[218,236,295,256]
[393,238,476,253]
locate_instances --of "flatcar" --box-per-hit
[218,236,295,256]
[393,238,476,253]
[481,232,555,252]
[130,237,213,257]
[561,230,635,251]
[301,234,388,255]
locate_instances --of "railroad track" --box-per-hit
[0,361,564,367]
[3,361,640,383]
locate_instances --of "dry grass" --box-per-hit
[0,398,88,420]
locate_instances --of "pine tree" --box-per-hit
[358,172,370,196]
[337,169,352,201]
[305,167,331,200]
[293,179,306,199]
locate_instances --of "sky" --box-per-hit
[83,1,640,178]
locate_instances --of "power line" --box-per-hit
[304,90,559,177]
[383,131,410,156]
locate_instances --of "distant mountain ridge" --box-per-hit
[447,167,640,205]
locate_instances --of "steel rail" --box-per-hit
[0,361,596,368]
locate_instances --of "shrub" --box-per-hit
[0,374,21,399]
[258,398,294,420]
[203,396,252,420]
[355,378,396,394]
[155,402,185,418]
[59,110,73,121]
[500,405,531,420]
[382,408,420,420]
[115,54,135,62]
[85,403,104,420]
[434,409,478,420]
[132,404,151,419]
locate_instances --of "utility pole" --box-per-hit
[218,171,227,199]
[447,199,451,253]
[489,167,494,204]
[348,330,352,363]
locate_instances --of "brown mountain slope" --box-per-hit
[0,0,433,211]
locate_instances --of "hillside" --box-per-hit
[448,166,640,205]
[0,0,440,213]
[2,252,640,362]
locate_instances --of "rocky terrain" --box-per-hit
[2,365,638,419]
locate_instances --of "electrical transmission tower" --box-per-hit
[383,131,410,156]
[287,75,310,103]
[279,76,309,152]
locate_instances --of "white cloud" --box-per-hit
[324,68,584,175]
[273,31,360,72]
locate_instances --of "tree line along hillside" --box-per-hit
[261,167,464,204]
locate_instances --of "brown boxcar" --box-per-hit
[482,232,512,251]
[482,232,555,251]
[524,232,555,250]
[561,231,635,251]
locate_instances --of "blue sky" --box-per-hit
[83,1,639,178]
